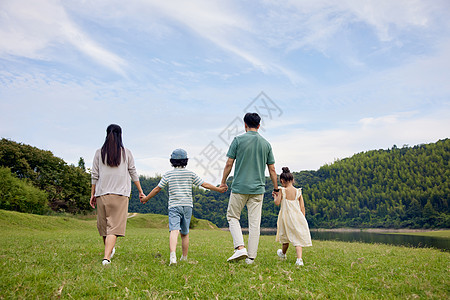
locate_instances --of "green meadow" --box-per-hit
[1,210,449,299]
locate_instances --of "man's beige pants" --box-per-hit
[227,192,264,259]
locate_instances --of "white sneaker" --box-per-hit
[180,255,188,262]
[169,252,177,266]
[102,259,111,266]
[295,258,304,266]
[110,247,115,259]
[227,248,248,262]
[277,249,286,259]
[245,258,254,264]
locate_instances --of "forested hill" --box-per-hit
[130,139,449,229]
[294,139,449,228]
[2,138,447,228]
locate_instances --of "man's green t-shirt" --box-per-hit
[226,131,275,194]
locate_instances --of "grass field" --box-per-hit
[1,210,449,299]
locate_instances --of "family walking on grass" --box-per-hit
[90,113,312,267]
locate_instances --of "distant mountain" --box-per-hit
[131,139,449,229]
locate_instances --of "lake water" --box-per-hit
[310,230,450,252]
[239,229,450,251]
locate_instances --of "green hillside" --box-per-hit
[0,209,217,233]
[126,212,218,230]
[299,139,449,228]
[131,139,450,229]
[0,209,95,231]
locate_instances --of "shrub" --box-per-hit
[0,139,91,213]
[0,167,49,214]
[190,215,199,229]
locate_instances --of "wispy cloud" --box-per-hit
[1,0,449,180]
[271,108,450,171]
[0,0,126,74]
[138,0,304,83]
[338,0,432,41]
[259,0,449,61]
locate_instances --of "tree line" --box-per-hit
[0,139,91,213]
[130,139,449,229]
[1,137,448,229]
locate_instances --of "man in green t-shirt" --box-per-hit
[220,113,279,264]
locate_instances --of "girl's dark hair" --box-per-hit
[170,158,188,168]
[243,112,261,128]
[101,124,124,167]
[280,167,294,182]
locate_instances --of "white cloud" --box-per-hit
[271,108,450,172]
[1,0,449,182]
[122,0,304,83]
[341,0,431,41]
[260,0,448,55]
[0,0,126,74]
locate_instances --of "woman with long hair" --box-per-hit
[90,124,145,266]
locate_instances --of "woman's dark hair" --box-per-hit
[243,113,261,129]
[280,167,294,182]
[170,158,188,168]
[101,124,124,167]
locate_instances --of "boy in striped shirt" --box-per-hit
[141,148,226,265]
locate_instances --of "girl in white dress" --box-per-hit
[274,167,312,266]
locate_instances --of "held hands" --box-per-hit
[139,192,148,204]
[218,186,227,193]
[272,189,281,206]
[203,182,227,193]
[219,183,228,193]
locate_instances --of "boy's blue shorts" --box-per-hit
[168,206,193,235]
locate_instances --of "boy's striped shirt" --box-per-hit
[158,168,204,208]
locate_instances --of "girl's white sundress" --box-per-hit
[276,187,312,247]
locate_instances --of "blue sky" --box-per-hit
[1,0,449,184]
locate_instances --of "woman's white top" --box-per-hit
[91,147,139,197]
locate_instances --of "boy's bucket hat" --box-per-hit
[171,148,188,160]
